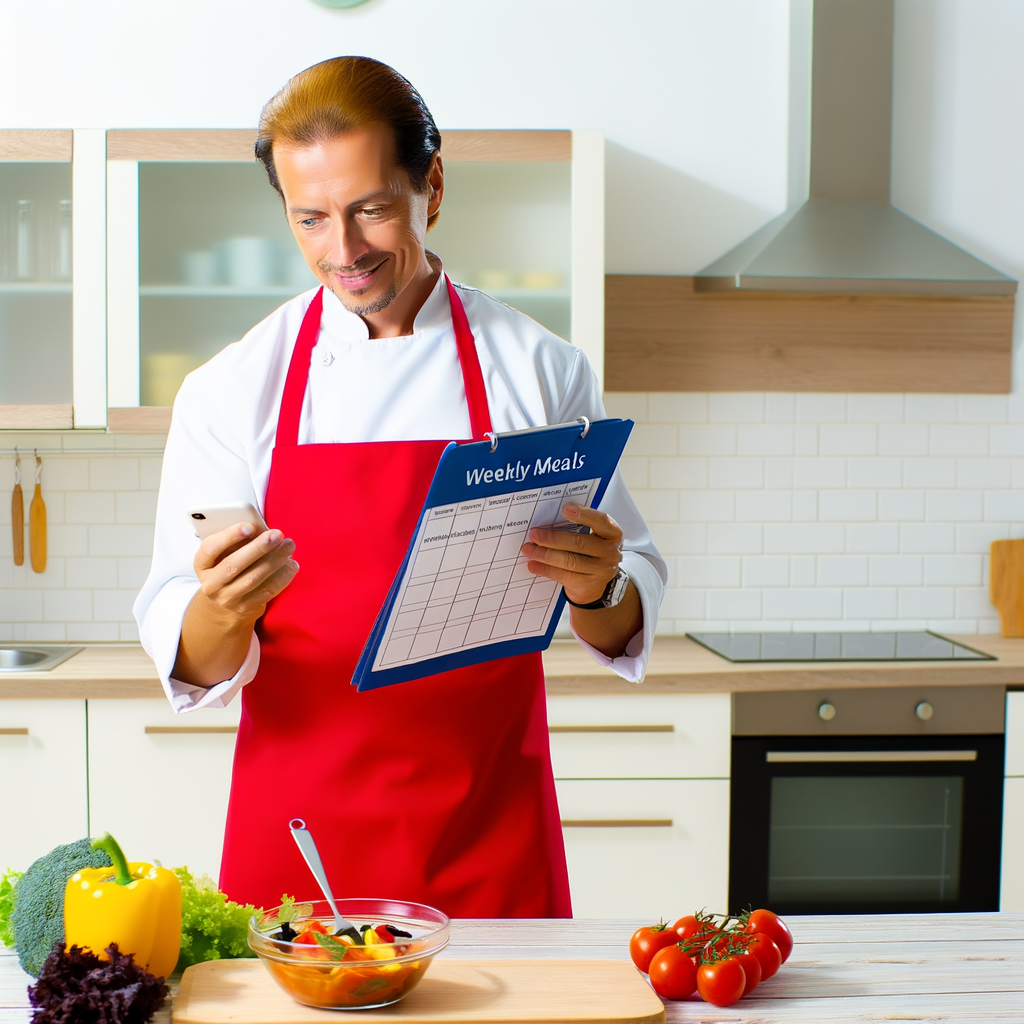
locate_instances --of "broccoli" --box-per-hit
[10,838,112,978]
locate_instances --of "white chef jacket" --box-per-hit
[134,273,667,713]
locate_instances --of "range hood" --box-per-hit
[695,0,1017,296]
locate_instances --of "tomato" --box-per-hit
[744,932,782,980]
[696,957,745,1007]
[671,915,702,942]
[648,945,698,1000]
[736,951,761,996]
[746,909,794,963]
[629,924,677,973]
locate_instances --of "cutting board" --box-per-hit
[172,958,665,1024]
[990,538,1024,636]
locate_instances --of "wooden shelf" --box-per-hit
[605,275,1016,393]
[107,407,171,433]
[0,129,72,162]
[0,404,73,429]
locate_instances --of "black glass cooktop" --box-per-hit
[687,630,995,663]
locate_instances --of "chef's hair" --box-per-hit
[256,56,442,228]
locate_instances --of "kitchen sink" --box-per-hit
[0,646,84,672]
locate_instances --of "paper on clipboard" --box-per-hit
[351,417,634,691]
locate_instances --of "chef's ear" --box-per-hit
[426,152,444,226]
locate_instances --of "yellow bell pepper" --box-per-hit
[64,832,181,980]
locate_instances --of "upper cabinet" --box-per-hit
[104,129,604,433]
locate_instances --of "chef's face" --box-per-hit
[273,126,443,321]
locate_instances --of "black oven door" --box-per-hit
[729,734,1004,915]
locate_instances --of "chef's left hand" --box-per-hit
[521,502,622,605]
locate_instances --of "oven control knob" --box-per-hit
[915,701,934,721]
[818,701,837,721]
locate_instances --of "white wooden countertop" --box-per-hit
[2,914,1023,1023]
[1,634,1022,700]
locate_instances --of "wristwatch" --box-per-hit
[564,568,630,610]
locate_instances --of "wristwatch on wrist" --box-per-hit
[563,568,630,610]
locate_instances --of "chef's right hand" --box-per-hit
[193,521,300,626]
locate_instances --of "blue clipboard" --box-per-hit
[351,417,634,691]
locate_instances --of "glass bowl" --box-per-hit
[248,899,450,1010]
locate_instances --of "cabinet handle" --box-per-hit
[561,819,673,828]
[549,724,674,734]
[145,726,238,735]
[767,750,977,763]
[0,727,29,736]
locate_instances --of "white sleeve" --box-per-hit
[552,350,667,683]
[133,371,263,713]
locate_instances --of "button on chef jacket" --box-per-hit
[134,273,668,711]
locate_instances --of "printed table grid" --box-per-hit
[373,478,599,671]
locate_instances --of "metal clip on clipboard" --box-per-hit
[484,416,590,453]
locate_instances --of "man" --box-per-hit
[136,56,666,916]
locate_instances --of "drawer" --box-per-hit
[0,700,87,870]
[1001,777,1024,912]
[546,695,730,779]
[1007,692,1024,777]
[87,699,241,879]
[555,778,729,918]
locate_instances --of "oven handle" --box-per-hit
[766,750,977,763]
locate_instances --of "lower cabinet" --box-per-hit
[0,700,88,871]
[556,778,729,918]
[86,699,241,881]
[1003,693,1024,911]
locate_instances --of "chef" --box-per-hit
[135,56,666,917]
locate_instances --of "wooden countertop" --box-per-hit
[2,914,1023,1023]
[1,634,1022,699]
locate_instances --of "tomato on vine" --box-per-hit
[696,957,745,1007]
[628,923,677,973]
[745,909,794,963]
[648,944,698,999]
[744,932,782,980]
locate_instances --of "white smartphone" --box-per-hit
[187,502,268,541]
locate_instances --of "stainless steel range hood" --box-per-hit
[695,0,1017,296]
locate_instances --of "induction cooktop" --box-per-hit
[686,630,995,663]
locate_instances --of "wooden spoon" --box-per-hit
[29,455,46,574]
[11,454,23,566]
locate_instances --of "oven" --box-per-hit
[728,686,1005,915]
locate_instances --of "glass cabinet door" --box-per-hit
[0,132,74,426]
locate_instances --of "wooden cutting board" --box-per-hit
[990,538,1024,636]
[172,958,665,1024]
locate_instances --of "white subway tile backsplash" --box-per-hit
[905,458,956,488]
[709,458,764,489]
[989,425,1024,457]
[765,588,842,619]
[65,491,116,524]
[870,555,924,586]
[792,491,818,521]
[956,522,1011,553]
[631,490,679,522]
[847,523,900,553]
[679,425,737,456]
[848,459,902,489]
[94,589,138,622]
[957,458,1011,489]
[820,490,877,521]
[958,395,1007,423]
[43,589,93,622]
[604,393,648,422]
[793,458,845,489]
[878,424,929,456]
[47,525,89,558]
[709,393,764,423]
[929,425,989,457]
[677,556,742,588]
[661,589,706,618]
[116,490,159,524]
[650,523,706,553]
[764,458,794,488]
[139,456,164,491]
[899,588,955,618]
[89,525,154,557]
[905,395,957,422]
[984,490,1024,520]
[678,491,735,522]
[924,555,983,586]
[790,556,816,586]
[794,425,819,455]
[42,458,90,490]
[649,393,705,423]
[955,587,998,618]
[90,458,140,491]
[737,424,794,456]
[797,394,847,422]
[766,524,845,554]
[926,490,983,522]
[67,623,121,642]
[847,395,904,422]
[626,423,677,456]
[708,523,763,554]
[649,457,707,489]
[708,588,762,619]
[820,424,877,456]
[618,456,648,489]
[0,590,44,622]
[66,557,118,590]
[900,523,957,553]
[765,394,796,423]
[878,490,924,521]
[844,588,897,618]
[818,556,869,587]
[736,491,793,522]
[743,556,789,587]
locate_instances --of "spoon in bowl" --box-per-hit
[288,817,360,939]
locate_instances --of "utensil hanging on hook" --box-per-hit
[29,452,46,574]
[11,451,24,566]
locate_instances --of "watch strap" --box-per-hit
[563,568,629,610]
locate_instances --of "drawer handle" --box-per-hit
[767,750,977,763]
[145,726,238,734]
[549,725,674,734]
[0,727,29,736]
[561,819,673,828]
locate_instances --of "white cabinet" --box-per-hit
[86,698,240,880]
[547,694,731,918]
[0,700,88,870]
[1002,692,1024,911]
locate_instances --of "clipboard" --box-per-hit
[351,416,634,691]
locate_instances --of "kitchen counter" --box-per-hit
[2,634,1023,699]
[2,914,1023,1022]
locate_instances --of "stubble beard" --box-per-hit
[319,253,397,318]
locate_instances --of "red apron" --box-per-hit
[219,279,571,918]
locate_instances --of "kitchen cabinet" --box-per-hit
[0,699,88,870]
[0,130,105,430]
[1002,691,1024,911]
[547,694,730,916]
[86,698,240,880]
[105,129,603,432]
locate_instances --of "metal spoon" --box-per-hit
[288,817,359,937]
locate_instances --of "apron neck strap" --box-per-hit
[276,278,493,448]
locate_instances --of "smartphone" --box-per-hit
[187,502,268,541]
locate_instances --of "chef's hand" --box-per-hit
[173,522,299,688]
[521,502,643,659]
